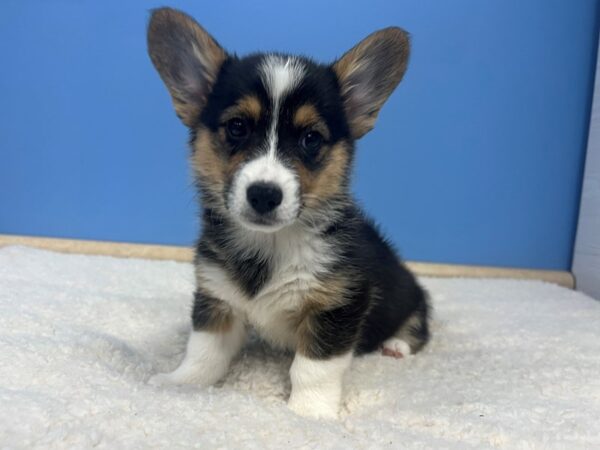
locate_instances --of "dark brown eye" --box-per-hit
[226,117,249,139]
[301,130,323,154]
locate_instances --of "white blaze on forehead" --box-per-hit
[261,55,305,101]
[260,55,305,157]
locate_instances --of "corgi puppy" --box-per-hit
[147,7,430,419]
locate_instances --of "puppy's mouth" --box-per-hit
[235,211,292,233]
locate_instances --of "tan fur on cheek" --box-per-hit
[297,142,350,208]
[225,152,247,179]
[192,129,227,189]
[192,128,248,203]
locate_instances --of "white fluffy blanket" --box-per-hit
[1,246,599,449]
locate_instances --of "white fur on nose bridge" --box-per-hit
[239,155,295,189]
[260,55,305,158]
[226,56,305,230]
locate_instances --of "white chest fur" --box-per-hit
[196,225,334,349]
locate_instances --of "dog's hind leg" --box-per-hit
[382,300,430,359]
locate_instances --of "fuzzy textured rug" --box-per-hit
[1,246,599,449]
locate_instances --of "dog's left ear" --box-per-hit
[147,8,227,127]
[333,27,410,139]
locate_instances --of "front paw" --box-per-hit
[287,394,339,419]
[147,364,223,387]
[148,372,180,387]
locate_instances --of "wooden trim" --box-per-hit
[0,234,574,288]
[0,234,194,262]
[407,261,574,289]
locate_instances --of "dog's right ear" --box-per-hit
[147,8,227,127]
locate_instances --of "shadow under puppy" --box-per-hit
[147,7,430,419]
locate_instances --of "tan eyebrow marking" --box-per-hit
[293,104,331,140]
[220,95,262,123]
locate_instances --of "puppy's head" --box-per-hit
[147,8,409,232]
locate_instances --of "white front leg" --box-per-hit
[149,318,246,387]
[287,352,353,419]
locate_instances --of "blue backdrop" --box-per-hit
[1,0,598,270]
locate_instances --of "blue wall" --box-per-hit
[1,0,598,270]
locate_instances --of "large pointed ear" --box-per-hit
[147,8,227,127]
[333,27,410,139]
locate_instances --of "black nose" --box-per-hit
[246,182,283,215]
